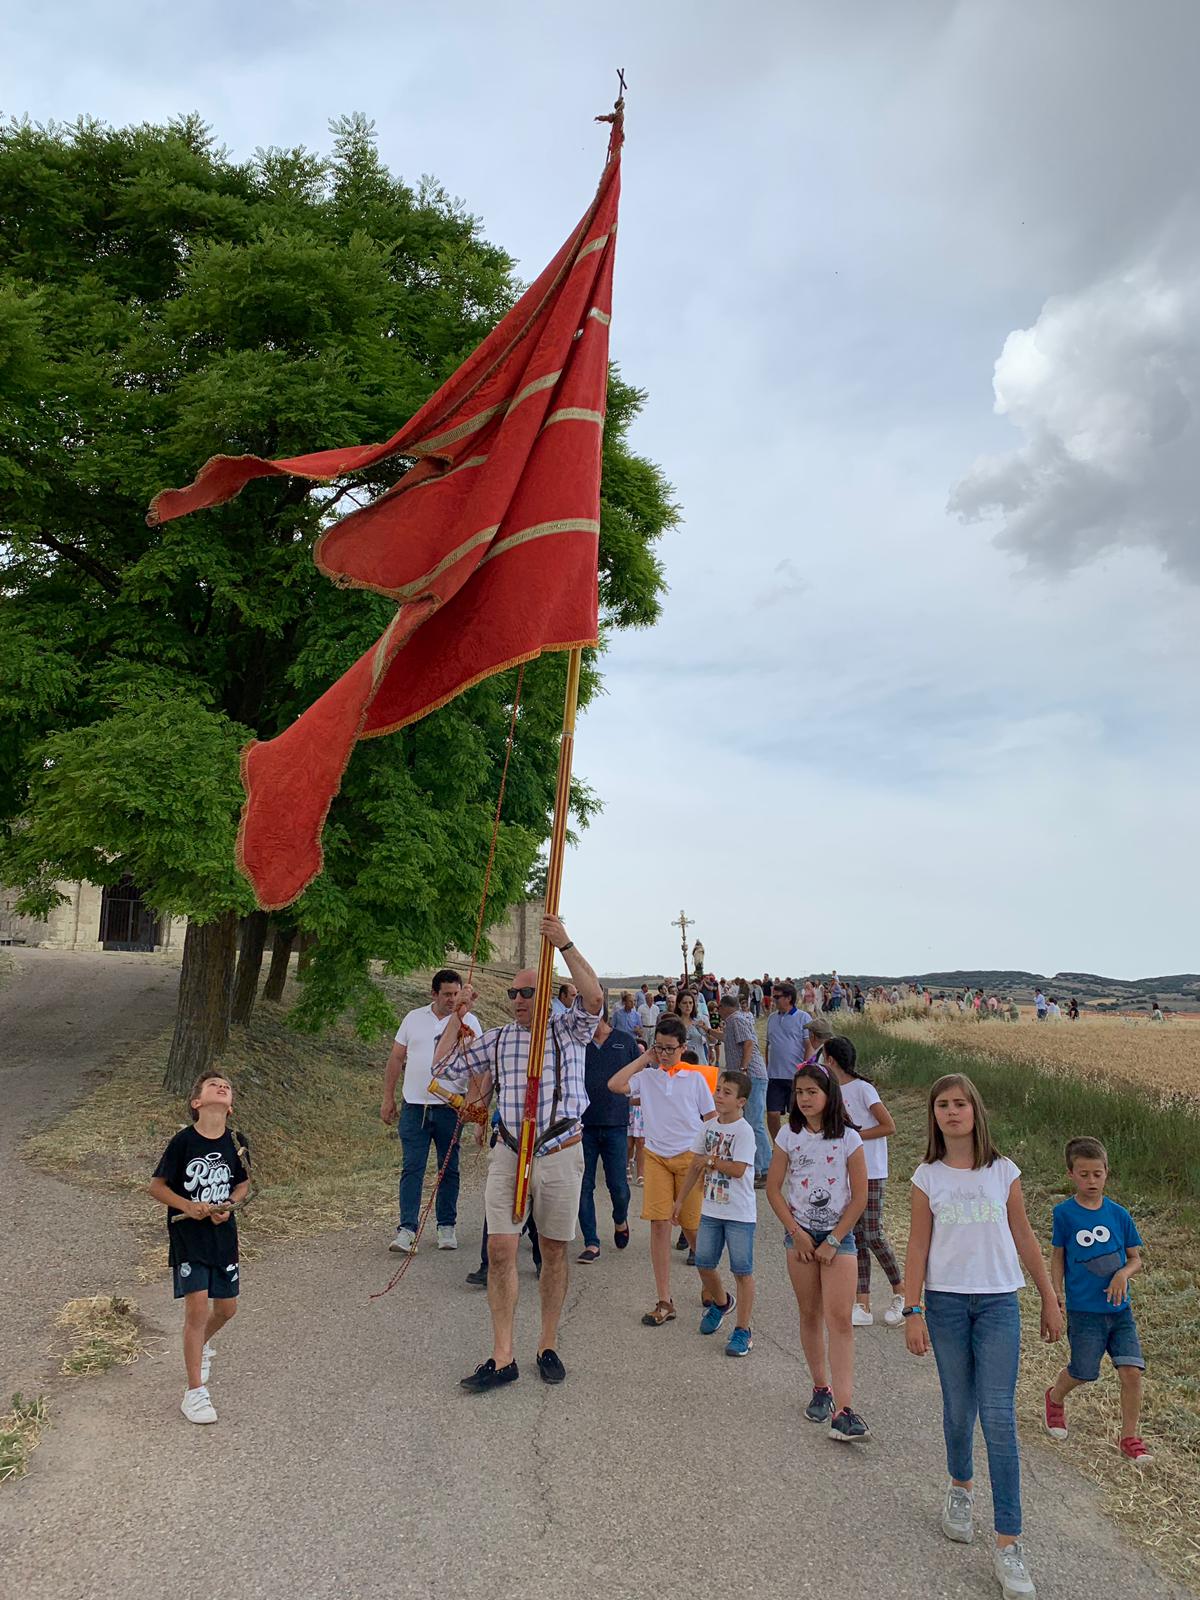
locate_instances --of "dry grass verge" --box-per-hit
[56,1295,147,1377]
[0,1394,47,1483]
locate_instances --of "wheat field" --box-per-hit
[883,1013,1200,1102]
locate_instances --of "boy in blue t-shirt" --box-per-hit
[1044,1136,1149,1464]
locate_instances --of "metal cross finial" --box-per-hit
[671,909,692,981]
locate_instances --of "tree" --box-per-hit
[0,114,675,1090]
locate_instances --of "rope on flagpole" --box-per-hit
[370,664,526,1300]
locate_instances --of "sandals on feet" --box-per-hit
[641,1299,676,1326]
[577,1245,601,1263]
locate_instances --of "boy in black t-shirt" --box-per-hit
[148,1072,249,1425]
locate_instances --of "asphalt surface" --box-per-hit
[1,1144,1186,1600]
[0,948,179,1397]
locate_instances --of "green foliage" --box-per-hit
[0,113,676,1030]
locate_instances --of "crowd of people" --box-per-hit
[148,922,1154,1600]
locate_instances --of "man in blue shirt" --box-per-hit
[1045,1136,1149,1463]
[576,1005,640,1260]
[764,981,812,1139]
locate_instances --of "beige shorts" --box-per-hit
[484,1139,585,1242]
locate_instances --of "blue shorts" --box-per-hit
[172,1261,241,1300]
[694,1215,755,1276]
[785,1227,857,1256]
[1067,1304,1143,1382]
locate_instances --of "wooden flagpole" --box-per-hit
[512,647,582,1220]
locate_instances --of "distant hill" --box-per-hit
[837,970,1200,1007]
[604,969,1200,1009]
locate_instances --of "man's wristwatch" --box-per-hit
[559,941,574,954]
[902,1304,924,1318]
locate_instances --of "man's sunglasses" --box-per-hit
[507,985,537,1000]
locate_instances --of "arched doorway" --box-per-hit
[98,877,160,952]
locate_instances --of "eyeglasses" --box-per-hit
[507,986,537,1000]
[653,1042,683,1054]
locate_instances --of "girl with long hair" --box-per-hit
[902,1073,1062,1599]
[766,1061,869,1441]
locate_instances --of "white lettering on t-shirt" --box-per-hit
[184,1151,233,1207]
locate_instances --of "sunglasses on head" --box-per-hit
[507,985,537,1000]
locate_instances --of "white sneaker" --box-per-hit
[883,1294,905,1327]
[181,1386,217,1425]
[852,1305,874,1327]
[389,1227,418,1255]
[941,1480,974,1543]
[993,1539,1036,1598]
[200,1341,215,1384]
[437,1226,458,1250]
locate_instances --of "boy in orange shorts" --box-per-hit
[608,1014,717,1326]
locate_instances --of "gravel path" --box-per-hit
[0,948,179,1396]
[1,1152,1186,1600]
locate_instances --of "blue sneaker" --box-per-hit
[725,1325,753,1357]
[829,1406,871,1442]
[805,1385,835,1423]
[699,1295,735,1335]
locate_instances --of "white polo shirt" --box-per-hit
[397,1003,482,1107]
[628,1067,716,1158]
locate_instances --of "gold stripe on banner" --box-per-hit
[574,226,617,265]
[413,405,501,457]
[390,524,500,602]
[542,408,605,429]
[504,370,562,416]
[478,517,600,569]
[586,307,611,325]
[407,453,489,489]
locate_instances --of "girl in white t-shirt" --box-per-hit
[766,1060,869,1442]
[824,1037,904,1329]
[902,1073,1063,1600]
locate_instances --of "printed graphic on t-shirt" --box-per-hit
[184,1150,234,1208]
[702,1126,739,1207]
[784,1145,836,1230]
[933,1185,1006,1227]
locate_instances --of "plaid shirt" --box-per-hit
[437,998,600,1156]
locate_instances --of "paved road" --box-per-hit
[1,1153,1184,1600]
[0,948,179,1396]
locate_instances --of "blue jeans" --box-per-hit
[694,1215,755,1275]
[746,1078,771,1176]
[398,1101,460,1230]
[925,1290,1023,1537]
[578,1124,631,1246]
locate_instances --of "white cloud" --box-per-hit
[950,246,1200,576]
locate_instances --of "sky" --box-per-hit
[7,0,1199,980]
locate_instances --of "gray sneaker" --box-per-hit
[941,1480,974,1543]
[993,1540,1036,1598]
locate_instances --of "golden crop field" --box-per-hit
[884,1013,1200,1102]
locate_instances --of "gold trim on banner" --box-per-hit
[542,408,605,429]
[478,517,600,568]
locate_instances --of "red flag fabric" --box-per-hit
[149,115,622,910]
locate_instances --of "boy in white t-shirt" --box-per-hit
[673,1069,757,1356]
[608,1015,716,1327]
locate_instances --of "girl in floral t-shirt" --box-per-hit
[766,1060,868,1442]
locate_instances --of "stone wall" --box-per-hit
[482,897,547,968]
[0,880,187,953]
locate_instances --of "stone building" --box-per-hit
[0,878,188,953]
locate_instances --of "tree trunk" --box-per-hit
[261,924,297,1003]
[163,910,238,1094]
[297,930,317,976]
[230,909,269,1026]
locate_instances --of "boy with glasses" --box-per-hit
[607,1013,717,1326]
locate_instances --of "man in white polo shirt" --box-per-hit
[381,968,481,1255]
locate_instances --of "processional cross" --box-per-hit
[671,909,692,981]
